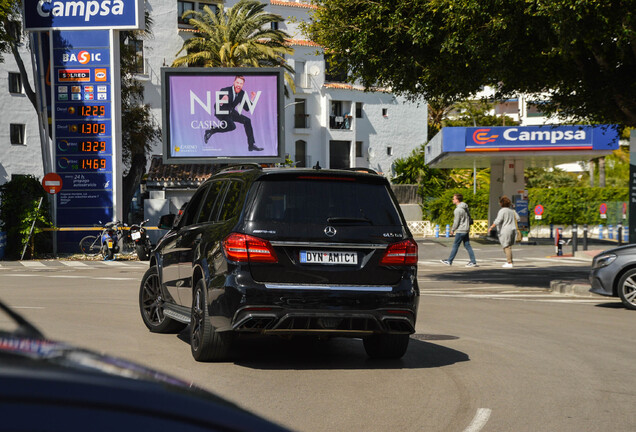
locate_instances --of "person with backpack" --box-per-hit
[441,193,477,267]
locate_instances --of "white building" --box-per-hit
[0,0,428,188]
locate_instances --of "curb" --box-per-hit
[549,279,600,297]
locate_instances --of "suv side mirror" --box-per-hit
[158,214,177,230]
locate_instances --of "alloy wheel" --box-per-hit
[141,272,165,325]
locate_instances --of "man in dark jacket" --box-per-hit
[203,76,262,151]
[441,193,477,267]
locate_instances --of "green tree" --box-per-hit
[173,0,295,91]
[392,144,453,196]
[524,167,582,189]
[305,0,636,127]
[0,0,19,63]
[119,15,162,223]
[0,176,52,259]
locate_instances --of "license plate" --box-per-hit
[131,232,141,240]
[107,240,113,248]
[300,251,358,265]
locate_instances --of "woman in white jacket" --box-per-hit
[488,196,520,268]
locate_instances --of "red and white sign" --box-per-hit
[42,173,63,194]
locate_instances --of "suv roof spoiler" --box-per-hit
[342,167,379,175]
[218,163,263,174]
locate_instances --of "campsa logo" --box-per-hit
[472,128,499,145]
[37,0,125,22]
[503,128,587,144]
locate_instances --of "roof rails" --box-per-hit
[218,163,263,174]
[342,167,379,175]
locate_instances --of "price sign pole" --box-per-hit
[22,0,141,252]
[53,30,116,232]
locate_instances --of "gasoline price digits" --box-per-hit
[80,141,106,152]
[81,158,107,170]
[80,105,106,117]
[80,122,106,135]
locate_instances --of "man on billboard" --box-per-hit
[203,76,263,151]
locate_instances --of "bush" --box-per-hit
[424,189,489,225]
[528,187,627,225]
[0,176,53,259]
[423,187,628,226]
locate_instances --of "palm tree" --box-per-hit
[172,0,295,91]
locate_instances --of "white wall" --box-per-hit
[0,47,44,185]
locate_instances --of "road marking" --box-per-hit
[421,292,610,303]
[60,261,89,267]
[464,408,491,432]
[12,306,45,309]
[1,274,138,281]
[18,261,46,267]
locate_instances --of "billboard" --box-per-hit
[162,68,285,164]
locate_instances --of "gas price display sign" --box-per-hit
[53,30,114,225]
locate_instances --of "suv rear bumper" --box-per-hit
[232,308,416,336]
[225,277,419,337]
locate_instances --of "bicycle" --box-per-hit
[79,221,134,259]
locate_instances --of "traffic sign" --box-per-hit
[534,204,544,216]
[42,172,63,194]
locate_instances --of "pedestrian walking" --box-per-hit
[441,193,477,267]
[488,196,520,268]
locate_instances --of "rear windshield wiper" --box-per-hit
[326,217,373,225]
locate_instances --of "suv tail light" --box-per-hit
[379,239,418,265]
[223,233,278,263]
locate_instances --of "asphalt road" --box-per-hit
[0,241,634,432]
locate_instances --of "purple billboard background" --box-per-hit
[168,74,279,157]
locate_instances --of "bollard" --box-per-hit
[556,227,563,256]
[609,224,614,240]
[572,224,578,253]
[550,224,554,240]
[599,224,603,240]
[625,226,630,243]
[583,224,588,250]
[435,224,439,238]
[445,224,450,238]
[617,223,623,246]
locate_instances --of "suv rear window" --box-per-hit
[248,177,402,226]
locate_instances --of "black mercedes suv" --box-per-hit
[139,164,419,361]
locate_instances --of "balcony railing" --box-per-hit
[329,115,352,130]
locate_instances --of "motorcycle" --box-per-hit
[101,221,121,260]
[130,219,152,261]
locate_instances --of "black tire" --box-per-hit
[79,235,99,257]
[136,244,149,261]
[139,266,186,333]
[101,242,114,260]
[190,279,233,361]
[617,269,636,310]
[363,334,410,359]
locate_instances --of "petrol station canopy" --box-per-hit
[425,125,620,169]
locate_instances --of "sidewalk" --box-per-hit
[418,235,608,298]
[549,248,604,297]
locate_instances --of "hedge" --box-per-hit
[423,187,628,226]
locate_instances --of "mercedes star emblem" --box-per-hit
[324,226,337,237]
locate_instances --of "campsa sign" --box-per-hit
[24,0,143,30]
[465,125,618,151]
